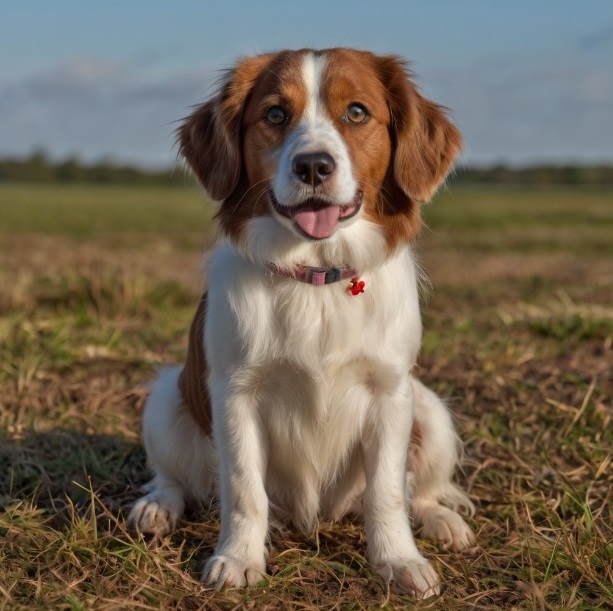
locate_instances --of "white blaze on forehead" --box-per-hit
[302,51,328,124]
[272,51,357,210]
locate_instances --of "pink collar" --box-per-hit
[266,263,358,286]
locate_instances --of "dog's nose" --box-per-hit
[292,152,336,186]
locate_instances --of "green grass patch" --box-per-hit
[0,183,215,236]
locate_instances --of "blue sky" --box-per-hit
[1,1,612,167]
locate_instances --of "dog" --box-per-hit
[129,48,475,599]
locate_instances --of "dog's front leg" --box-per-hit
[203,380,268,589]
[362,379,440,599]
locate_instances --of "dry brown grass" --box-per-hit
[1,185,612,609]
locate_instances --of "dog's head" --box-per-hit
[179,48,461,267]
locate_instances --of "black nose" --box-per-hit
[292,152,336,186]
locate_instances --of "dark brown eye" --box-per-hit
[265,106,287,125]
[345,103,368,124]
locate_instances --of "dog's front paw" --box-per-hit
[203,554,266,590]
[129,495,183,538]
[375,556,440,599]
[421,509,476,552]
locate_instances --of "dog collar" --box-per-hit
[266,263,358,286]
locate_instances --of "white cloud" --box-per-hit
[428,55,613,165]
[0,57,216,167]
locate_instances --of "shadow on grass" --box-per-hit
[0,430,146,519]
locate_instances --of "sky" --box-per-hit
[1,1,612,168]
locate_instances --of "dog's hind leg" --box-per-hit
[408,377,476,551]
[129,366,216,537]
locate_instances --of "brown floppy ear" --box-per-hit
[177,53,276,201]
[376,56,462,203]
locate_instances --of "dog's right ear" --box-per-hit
[178,54,276,201]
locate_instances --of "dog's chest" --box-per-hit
[273,280,378,364]
[207,244,422,395]
[255,272,419,523]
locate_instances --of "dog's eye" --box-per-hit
[344,103,368,124]
[265,106,287,125]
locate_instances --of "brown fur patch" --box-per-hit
[177,53,278,202]
[367,52,462,251]
[374,54,462,204]
[178,294,212,435]
[217,50,311,243]
[319,50,399,248]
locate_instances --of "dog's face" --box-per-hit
[179,48,461,260]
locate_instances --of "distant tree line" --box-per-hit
[0,151,187,186]
[454,164,613,187]
[1,151,612,187]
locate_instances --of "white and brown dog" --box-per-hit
[130,48,475,599]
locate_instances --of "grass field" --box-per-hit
[0,183,612,609]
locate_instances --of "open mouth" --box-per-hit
[269,191,363,240]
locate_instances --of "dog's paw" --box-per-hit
[129,495,183,538]
[375,556,440,599]
[203,554,266,590]
[420,508,476,552]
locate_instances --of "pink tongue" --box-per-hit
[293,206,341,239]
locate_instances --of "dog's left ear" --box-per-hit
[376,56,462,203]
